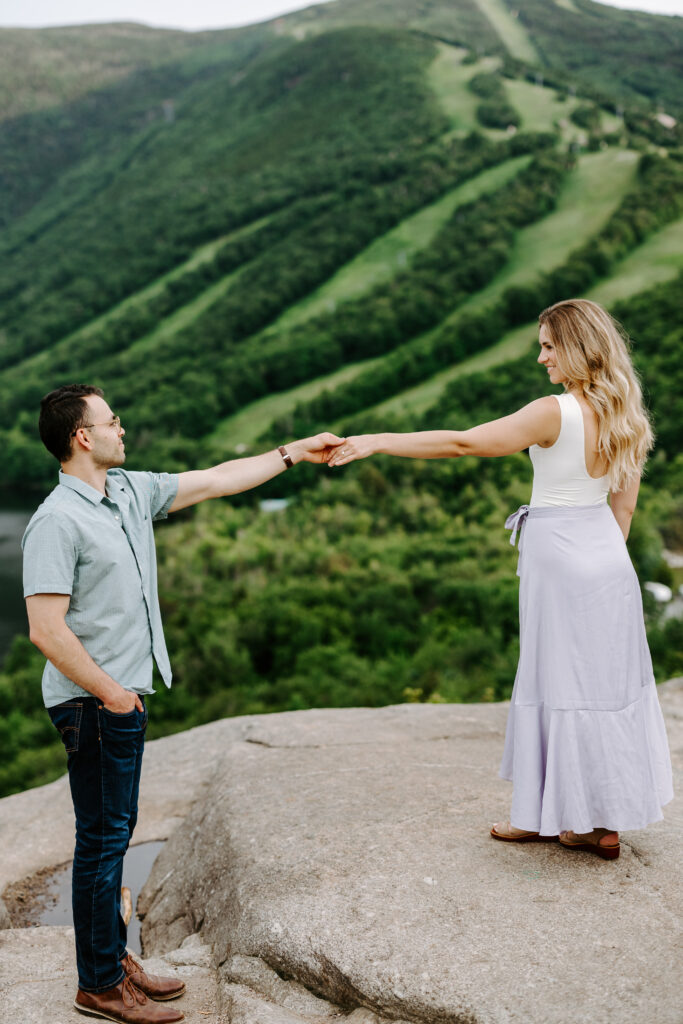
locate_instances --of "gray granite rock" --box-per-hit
[1,685,681,1024]
[0,897,11,929]
[0,926,218,1024]
[0,717,235,895]
[139,688,683,1024]
[220,953,343,1019]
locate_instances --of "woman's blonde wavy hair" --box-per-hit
[538,298,654,492]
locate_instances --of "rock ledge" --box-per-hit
[1,684,681,1024]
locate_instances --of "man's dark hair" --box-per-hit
[39,385,104,463]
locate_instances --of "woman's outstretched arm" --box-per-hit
[328,396,561,467]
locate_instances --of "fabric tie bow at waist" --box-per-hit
[505,504,530,547]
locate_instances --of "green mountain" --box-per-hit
[284,0,683,113]
[1,0,682,796]
[1,2,682,487]
[3,0,680,124]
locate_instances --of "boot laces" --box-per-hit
[121,976,147,1007]
[123,952,144,975]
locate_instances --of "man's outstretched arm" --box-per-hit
[169,432,344,513]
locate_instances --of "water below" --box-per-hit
[0,505,33,665]
[38,840,165,953]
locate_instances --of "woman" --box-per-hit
[328,298,673,860]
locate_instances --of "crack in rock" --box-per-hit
[220,951,428,1024]
[241,734,475,751]
[221,952,342,1019]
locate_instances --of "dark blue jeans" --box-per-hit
[48,695,147,993]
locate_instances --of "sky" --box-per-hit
[1,0,681,32]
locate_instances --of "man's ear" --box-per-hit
[71,427,93,453]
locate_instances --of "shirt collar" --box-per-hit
[58,470,108,506]
[106,472,130,512]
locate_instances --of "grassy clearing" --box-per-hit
[209,355,386,449]
[7,214,274,380]
[427,44,502,135]
[361,323,538,424]
[211,154,534,445]
[398,213,683,420]
[600,110,623,134]
[81,213,272,339]
[213,149,640,443]
[271,154,531,333]
[586,214,683,306]
[473,0,540,63]
[454,148,638,310]
[352,149,640,419]
[126,265,248,355]
[363,205,683,422]
[503,78,580,135]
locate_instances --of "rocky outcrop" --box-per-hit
[1,683,681,1024]
[0,717,232,900]
[138,687,683,1024]
[0,927,218,1023]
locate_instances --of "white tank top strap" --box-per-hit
[551,392,583,450]
[529,391,610,508]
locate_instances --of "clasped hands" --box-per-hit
[300,432,374,467]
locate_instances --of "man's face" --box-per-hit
[80,395,126,469]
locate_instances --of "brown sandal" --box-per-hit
[558,829,620,860]
[490,821,558,843]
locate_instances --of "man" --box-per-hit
[23,384,344,1024]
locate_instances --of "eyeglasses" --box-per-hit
[71,415,121,437]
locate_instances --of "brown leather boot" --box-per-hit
[121,952,186,1001]
[74,976,185,1022]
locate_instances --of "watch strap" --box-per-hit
[278,445,294,469]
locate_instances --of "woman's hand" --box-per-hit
[327,435,377,467]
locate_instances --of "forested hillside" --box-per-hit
[284,0,683,114]
[1,0,682,796]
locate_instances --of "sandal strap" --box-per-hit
[571,828,619,847]
[495,821,537,838]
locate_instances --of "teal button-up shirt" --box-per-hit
[22,468,179,708]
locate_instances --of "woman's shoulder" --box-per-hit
[525,395,562,448]
[527,393,565,423]
[529,393,564,410]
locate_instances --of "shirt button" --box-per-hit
[115,515,120,521]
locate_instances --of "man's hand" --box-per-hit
[26,594,136,707]
[289,432,346,465]
[103,687,144,714]
[170,433,347,511]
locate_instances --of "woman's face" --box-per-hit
[537,323,567,385]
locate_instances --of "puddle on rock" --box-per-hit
[4,840,165,954]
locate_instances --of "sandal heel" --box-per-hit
[597,844,620,860]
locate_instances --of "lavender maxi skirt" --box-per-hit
[500,503,673,836]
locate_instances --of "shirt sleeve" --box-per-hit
[22,513,77,597]
[147,472,180,521]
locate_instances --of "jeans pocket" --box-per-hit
[48,700,83,754]
[101,705,138,719]
[101,703,146,736]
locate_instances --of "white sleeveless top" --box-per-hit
[529,392,610,507]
